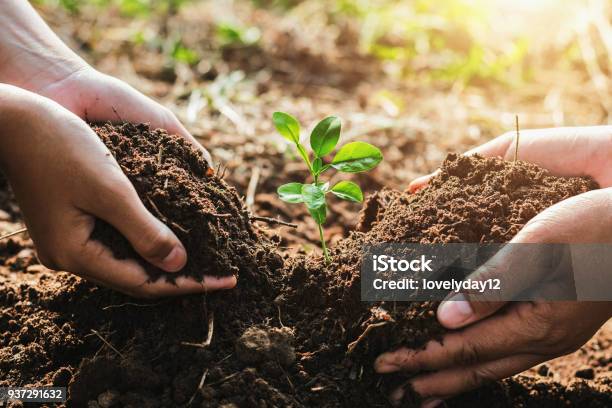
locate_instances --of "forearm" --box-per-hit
[0,0,87,92]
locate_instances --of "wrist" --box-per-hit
[0,1,89,93]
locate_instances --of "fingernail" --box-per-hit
[421,399,443,408]
[161,245,186,272]
[438,293,473,328]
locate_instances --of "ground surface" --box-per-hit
[0,145,610,407]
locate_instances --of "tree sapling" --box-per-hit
[272,112,383,263]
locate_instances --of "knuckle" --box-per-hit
[466,367,495,390]
[456,340,481,366]
[518,303,555,344]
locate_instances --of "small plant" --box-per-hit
[272,112,383,263]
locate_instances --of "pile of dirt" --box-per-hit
[0,126,609,408]
[280,153,602,406]
[89,123,276,282]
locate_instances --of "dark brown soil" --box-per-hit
[0,133,609,408]
[89,123,273,282]
[281,153,602,406]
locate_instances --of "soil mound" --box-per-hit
[90,123,270,281]
[282,152,601,405]
[368,153,598,243]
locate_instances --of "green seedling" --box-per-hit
[272,112,383,263]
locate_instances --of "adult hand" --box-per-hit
[376,126,612,407]
[34,66,213,166]
[0,0,211,162]
[0,84,235,297]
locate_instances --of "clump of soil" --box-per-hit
[368,153,598,243]
[90,123,274,282]
[0,139,608,407]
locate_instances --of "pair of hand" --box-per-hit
[0,1,234,297]
[375,126,612,407]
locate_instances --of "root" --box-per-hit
[206,212,233,218]
[181,301,214,348]
[170,221,190,234]
[207,372,239,387]
[102,301,163,311]
[90,329,125,359]
[185,368,208,407]
[147,197,167,221]
[346,322,389,355]
[250,215,298,228]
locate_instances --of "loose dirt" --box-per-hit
[90,123,275,282]
[0,125,609,407]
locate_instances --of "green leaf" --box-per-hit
[277,182,304,203]
[308,204,327,225]
[273,112,300,144]
[331,142,383,173]
[301,184,326,209]
[310,116,341,157]
[331,181,363,202]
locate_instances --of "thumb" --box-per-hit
[87,180,187,273]
[437,240,558,329]
[437,294,506,330]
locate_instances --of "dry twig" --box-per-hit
[0,227,27,241]
[245,166,261,211]
[346,322,389,354]
[250,215,298,228]
[90,329,125,359]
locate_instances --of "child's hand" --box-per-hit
[0,84,235,297]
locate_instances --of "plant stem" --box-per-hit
[317,223,330,264]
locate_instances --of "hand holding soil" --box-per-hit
[377,126,612,406]
[0,1,234,296]
[0,84,234,296]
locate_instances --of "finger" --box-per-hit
[76,239,235,297]
[436,295,505,330]
[436,237,563,329]
[84,73,214,166]
[144,274,237,296]
[407,171,439,193]
[82,174,187,273]
[466,126,612,186]
[398,353,541,404]
[375,307,531,374]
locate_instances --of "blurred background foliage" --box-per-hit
[32,0,611,91]
[30,0,612,246]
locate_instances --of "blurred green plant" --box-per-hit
[331,0,530,86]
[216,23,261,47]
[272,112,382,263]
[170,39,200,65]
[34,0,192,17]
